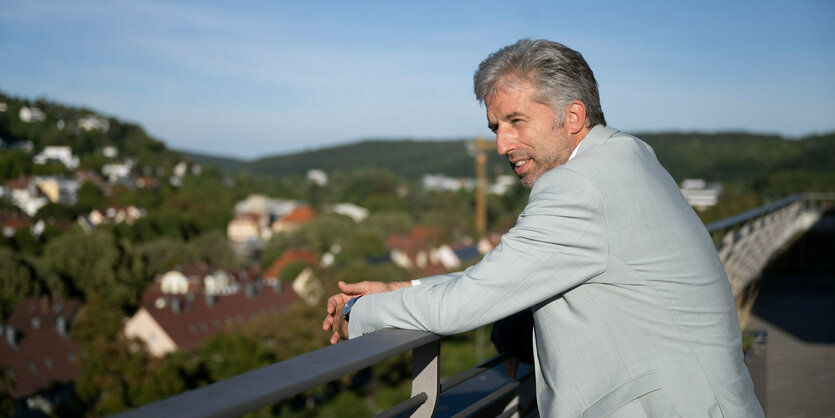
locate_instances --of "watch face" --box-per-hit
[343,298,356,316]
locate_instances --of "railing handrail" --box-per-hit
[705,194,801,232]
[114,329,441,418]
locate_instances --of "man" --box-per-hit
[323,39,763,417]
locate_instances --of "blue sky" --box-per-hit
[2,1,833,159]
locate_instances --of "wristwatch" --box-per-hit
[342,297,361,322]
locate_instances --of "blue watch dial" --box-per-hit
[343,297,360,321]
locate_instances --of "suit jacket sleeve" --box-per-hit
[349,168,609,338]
[418,272,463,286]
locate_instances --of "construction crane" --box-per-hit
[467,136,497,238]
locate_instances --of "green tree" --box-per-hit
[70,297,136,415]
[189,230,237,271]
[76,182,107,212]
[34,202,80,222]
[198,333,275,382]
[279,260,308,283]
[0,149,32,180]
[42,228,137,309]
[0,247,38,321]
[138,237,190,278]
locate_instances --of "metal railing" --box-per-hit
[116,327,534,418]
[117,193,834,418]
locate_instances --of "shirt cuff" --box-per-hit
[411,279,422,286]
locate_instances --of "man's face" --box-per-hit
[486,77,574,188]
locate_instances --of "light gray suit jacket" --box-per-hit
[349,126,763,417]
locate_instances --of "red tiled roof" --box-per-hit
[385,225,445,252]
[0,298,82,398]
[3,176,30,190]
[0,213,32,230]
[263,249,319,279]
[139,285,300,353]
[279,206,315,224]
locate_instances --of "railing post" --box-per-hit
[410,340,440,417]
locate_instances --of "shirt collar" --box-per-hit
[568,139,582,161]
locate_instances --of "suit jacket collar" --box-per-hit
[574,125,620,158]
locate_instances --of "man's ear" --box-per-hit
[565,100,587,134]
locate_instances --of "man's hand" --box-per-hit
[329,300,350,345]
[322,280,411,344]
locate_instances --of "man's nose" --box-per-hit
[495,129,516,156]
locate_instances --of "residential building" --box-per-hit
[33,146,79,170]
[77,116,109,132]
[0,298,82,415]
[33,176,81,205]
[102,161,134,183]
[680,178,723,211]
[271,206,315,234]
[3,177,48,216]
[263,249,320,285]
[227,212,267,243]
[326,203,369,223]
[124,278,299,357]
[307,169,328,186]
[421,174,473,192]
[0,212,32,238]
[18,106,45,123]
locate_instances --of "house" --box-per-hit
[421,174,473,192]
[33,176,81,205]
[325,203,369,223]
[73,169,109,194]
[3,177,48,216]
[18,106,45,123]
[0,298,82,414]
[77,206,147,231]
[134,175,159,189]
[233,195,297,224]
[102,161,134,183]
[227,212,268,243]
[489,175,518,195]
[263,249,320,285]
[123,278,300,357]
[386,226,453,276]
[77,116,109,133]
[307,169,328,186]
[1,212,32,238]
[102,146,118,158]
[33,146,79,170]
[271,206,315,234]
[680,178,723,211]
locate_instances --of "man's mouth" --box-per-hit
[510,159,530,176]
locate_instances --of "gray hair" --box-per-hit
[473,39,606,128]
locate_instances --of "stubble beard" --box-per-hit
[515,127,570,189]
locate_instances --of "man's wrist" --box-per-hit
[342,296,361,322]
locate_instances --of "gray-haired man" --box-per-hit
[324,39,763,417]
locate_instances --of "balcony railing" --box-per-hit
[115,328,534,418]
[117,193,834,418]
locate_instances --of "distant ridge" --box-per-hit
[181,130,835,189]
[184,139,514,181]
